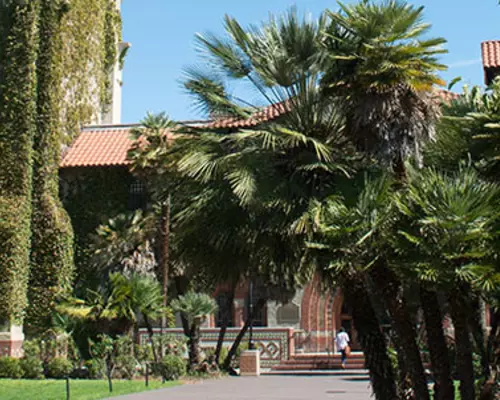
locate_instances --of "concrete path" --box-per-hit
[113,371,372,400]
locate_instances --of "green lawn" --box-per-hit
[0,379,180,400]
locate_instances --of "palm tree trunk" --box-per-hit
[188,322,201,370]
[449,290,475,400]
[420,286,454,400]
[343,276,398,400]
[143,314,159,364]
[223,298,265,371]
[174,276,190,336]
[467,292,489,379]
[215,289,235,364]
[370,263,429,400]
[158,196,171,357]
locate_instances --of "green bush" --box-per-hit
[46,357,73,379]
[84,359,105,380]
[114,354,138,380]
[203,347,229,365]
[20,357,44,379]
[0,357,24,379]
[23,340,41,359]
[160,355,186,381]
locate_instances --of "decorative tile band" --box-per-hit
[138,328,294,367]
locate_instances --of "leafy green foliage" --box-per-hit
[0,0,39,324]
[0,357,24,379]
[91,211,156,277]
[84,359,106,380]
[323,0,446,170]
[0,0,122,328]
[171,292,217,325]
[160,355,186,381]
[20,356,44,379]
[395,166,500,290]
[46,357,73,379]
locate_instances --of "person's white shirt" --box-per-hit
[335,331,350,351]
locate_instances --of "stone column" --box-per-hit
[240,349,260,376]
[0,324,24,358]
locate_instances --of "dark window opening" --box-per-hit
[215,292,234,328]
[128,180,147,210]
[244,297,267,327]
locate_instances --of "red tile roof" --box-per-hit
[482,41,500,69]
[205,102,289,129]
[60,90,459,168]
[60,126,136,168]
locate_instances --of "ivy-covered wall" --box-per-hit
[0,0,123,332]
[0,1,39,324]
[62,167,134,290]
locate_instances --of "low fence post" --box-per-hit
[66,376,70,400]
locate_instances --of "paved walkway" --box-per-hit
[114,372,372,400]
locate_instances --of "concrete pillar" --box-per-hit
[0,324,24,358]
[240,350,260,376]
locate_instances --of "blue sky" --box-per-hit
[121,0,500,123]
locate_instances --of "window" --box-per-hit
[276,303,300,325]
[0,318,8,332]
[244,297,267,327]
[128,179,147,210]
[215,292,234,328]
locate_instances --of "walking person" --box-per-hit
[335,327,350,369]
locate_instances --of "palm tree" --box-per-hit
[307,176,400,399]
[395,166,500,400]
[319,3,448,398]
[59,273,172,363]
[91,211,156,278]
[171,292,217,370]
[323,0,447,177]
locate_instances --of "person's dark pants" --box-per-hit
[340,350,347,365]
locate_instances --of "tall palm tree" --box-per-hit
[323,0,447,177]
[395,166,500,400]
[320,3,448,398]
[306,176,399,399]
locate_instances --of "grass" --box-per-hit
[0,379,180,400]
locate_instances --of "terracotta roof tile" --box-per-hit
[482,41,500,69]
[60,127,135,168]
[205,102,289,129]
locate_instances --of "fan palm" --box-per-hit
[323,0,447,176]
[91,211,156,278]
[306,175,407,399]
[171,292,217,369]
[395,166,500,400]
[59,273,171,345]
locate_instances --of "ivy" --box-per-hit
[59,0,122,140]
[0,1,39,324]
[26,0,75,335]
[0,0,123,330]
[62,168,133,291]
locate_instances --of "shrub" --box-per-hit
[114,354,138,380]
[0,357,24,379]
[160,355,186,381]
[203,347,228,365]
[84,359,105,380]
[46,357,73,379]
[20,357,44,379]
[23,340,41,359]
